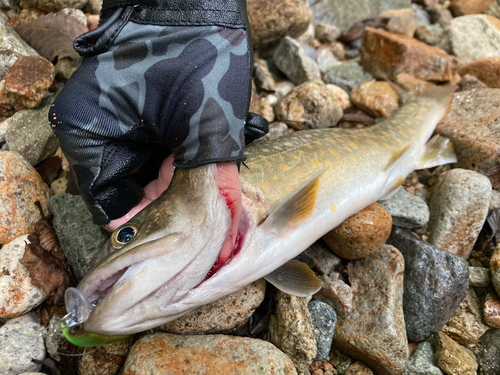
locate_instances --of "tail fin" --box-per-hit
[415,84,456,112]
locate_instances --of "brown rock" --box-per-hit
[17,8,45,25]
[483,292,500,328]
[379,8,418,37]
[332,245,408,375]
[361,27,457,82]
[314,277,353,319]
[315,23,341,44]
[458,57,500,88]
[414,24,441,46]
[249,99,275,123]
[492,243,500,296]
[436,89,500,189]
[310,361,335,375]
[85,13,99,32]
[0,151,51,244]
[393,73,428,92]
[432,331,478,375]
[323,42,345,60]
[345,361,374,375]
[160,280,265,334]
[326,84,350,109]
[323,203,392,260]
[350,80,400,118]
[78,339,133,375]
[449,0,493,16]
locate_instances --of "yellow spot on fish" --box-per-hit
[351,158,356,162]
[369,139,377,145]
[381,131,388,136]
[273,175,278,180]
[306,144,312,149]
[331,204,336,212]
[409,128,415,134]
[338,162,341,166]
[296,166,302,170]
[316,141,322,146]
[266,162,271,167]
[381,136,387,141]
[312,161,319,167]
[261,183,268,189]
[349,141,357,147]
[244,173,251,178]
[293,155,299,160]
[250,163,258,168]
[326,161,332,166]
[396,139,403,145]
[330,150,338,156]
[400,131,407,137]
[353,135,359,139]
[279,155,284,159]
[327,138,334,143]
[383,143,390,148]
[406,120,412,125]
[281,165,287,171]
[298,150,304,154]
[287,187,294,194]
[421,107,427,112]
[416,115,422,119]
[320,150,325,155]
[392,175,405,190]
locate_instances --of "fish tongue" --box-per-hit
[65,287,94,324]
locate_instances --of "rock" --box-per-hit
[84,0,102,14]
[0,321,45,375]
[0,12,38,80]
[298,240,342,277]
[48,194,109,281]
[7,311,39,326]
[45,315,64,361]
[361,27,457,82]
[442,288,489,348]
[161,280,265,334]
[403,341,444,375]
[16,8,46,26]
[79,339,132,375]
[427,169,492,259]
[0,56,54,117]
[269,290,317,373]
[86,13,99,32]
[253,58,275,92]
[412,3,431,25]
[439,15,500,64]
[275,79,343,130]
[0,0,20,13]
[50,176,67,195]
[249,99,275,123]
[379,188,430,228]
[323,203,392,260]
[429,5,454,28]
[469,267,491,288]
[386,226,469,342]
[314,276,353,319]
[458,57,500,88]
[248,0,312,54]
[493,243,500,296]
[273,36,320,85]
[449,0,493,16]
[323,41,345,60]
[326,84,350,109]
[431,331,478,375]
[0,152,51,244]
[456,74,488,91]
[485,0,500,19]
[323,62,373,93]
[316,48,340,74]
[266,122,289,140]
[308,0,411,32]
[308,300,337,361]
[350,79,400,118]
[477,328,500,375]
[414,24,442,45]
[5,94,59,166]
[315,23,341,43]
[309,361,336,375]
[123,333,297,375]
[379,8,418,36]
[436,89,500,189]
[344,361,374,375]
[484,293,500,328]
[18,0,87,12]
[275,80,296,102]
[490,190,500,211]
[332,245,408,375]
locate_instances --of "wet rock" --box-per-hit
[469,267,491,288]
[315,23,341,43]
[248,0,312,54]
[379,8,418,36]
[427,169,492,259]
[403,341,444,375]
[123,333,297,375]
[477,328,500,375]
[379,188,429,228]
[484,292,500,328]
[253,58,275,92]
[492,244,500,296]
[459,57,500,88]
[442,288,489,348]
[456,74,488,91]
[316,48,340,74]
[361,27,457,82]
[298,240,342,277]
[48,194,109,281]
[276,79,343,130]
[79,339,132,375]
[0,152,51,244]
[18,0,87,12]
[269,290,317,373]
[332,245,408,375]
[323,203,392,260]
[314,276,353,319]
[350,79,400,118]
[0,320,45,375]
[273,36,320,84]
[5,94,59,166]
[308,300,337,361]
[161,280,265,334]
[323,62,373,93]
[266,122,289,140]
[386,227,469,342]
[431,331,478,375]
[449,0,493,16]
[326,84,350,109]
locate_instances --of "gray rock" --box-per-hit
[469,267,491,288]
[0,321,45,375]
[412,4,431,26]
[308,0,411,32]
[298,240,342,278]
[5,94,60,166]
[273,36,321,85]
[378,188,429,228]
[403,341,444,375]
[323,62,373,93]
[308,300,337,361]
[477,329,500,375]
[6,312,40,326]
[386,226,469,342]
[0,12,38,79]
[315,23,341,43]
[266,122,289,140]
[0,0,20,13]
[490,190,500,211]
[428,169,492,259]
[253,58,275,92]
[19,0,87,12]
[48,194,109,280]
[45,315,64,362]
[317,48,341,74]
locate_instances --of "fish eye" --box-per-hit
[70,324,83,334]
[116,226,136,244]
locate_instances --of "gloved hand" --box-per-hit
[49,1,268,239]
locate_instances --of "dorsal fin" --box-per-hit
[417,135,457,170]
[385,144,412,173]
[264,260,322,297]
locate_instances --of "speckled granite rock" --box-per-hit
[403,341,444,375]
[308,300,336,361]
[477,328,500,375]
[379,188,429,228]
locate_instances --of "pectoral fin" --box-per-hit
[417,135,457,170]
[386,144,412,173]
[264,260,323,297]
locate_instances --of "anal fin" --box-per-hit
[264,260,322,297]
[417,135,457,170]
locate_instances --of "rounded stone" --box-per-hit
[484,292,500,328]
[459,57,500,88]
[351,80,400,118]
[18,0,87,12]
[323,203,392,260]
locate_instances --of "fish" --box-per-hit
[62,85,457,346]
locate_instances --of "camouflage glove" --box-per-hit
[49,0,267,226]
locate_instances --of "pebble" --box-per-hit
[427,168,492,259]
[48,194,109,281]
[84,0,102,14]
[0,320,45,375]
[275,79,343,130]
[458,57,500,88]
[45,315,64,361]
[323,62,373,93]
[269,290,317,373]
[253,58,275,92]
[378,187,430,228]
[266,122,289,140]
[449,0,493,16]
[345,361,374,375]
[161,279,265,334]
[386,226,469,342]
[414,24,442,45]
[323,41,345,60]
[403,341,444,375]
[308,300,337,361]
[490,189,500,211]
[326,84,350,109]
[309,360,336,375]
[273,36,321,85]
[332,245,408,375]
[379,8,418,37]
[297,240,342,277]
[15,8,46,26]
[492,243,500,296]
[361,27,457,82]
[315,23,341,44]
[18,0,87,12]
[79,339,133,375]
[316,48,341,74]
[412,3,431,25]
[469,266,491,288]
[249,99,275,123]
[322,203,392,260]
[431,331,478,375]
[477,328,500,375]
[274,80,296,102]
[350,79,400,118]
[456,74,488,92]
[484,292,500,328]
[123,333,297,375]
[315,274,353,319]
[0,151,52,244]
